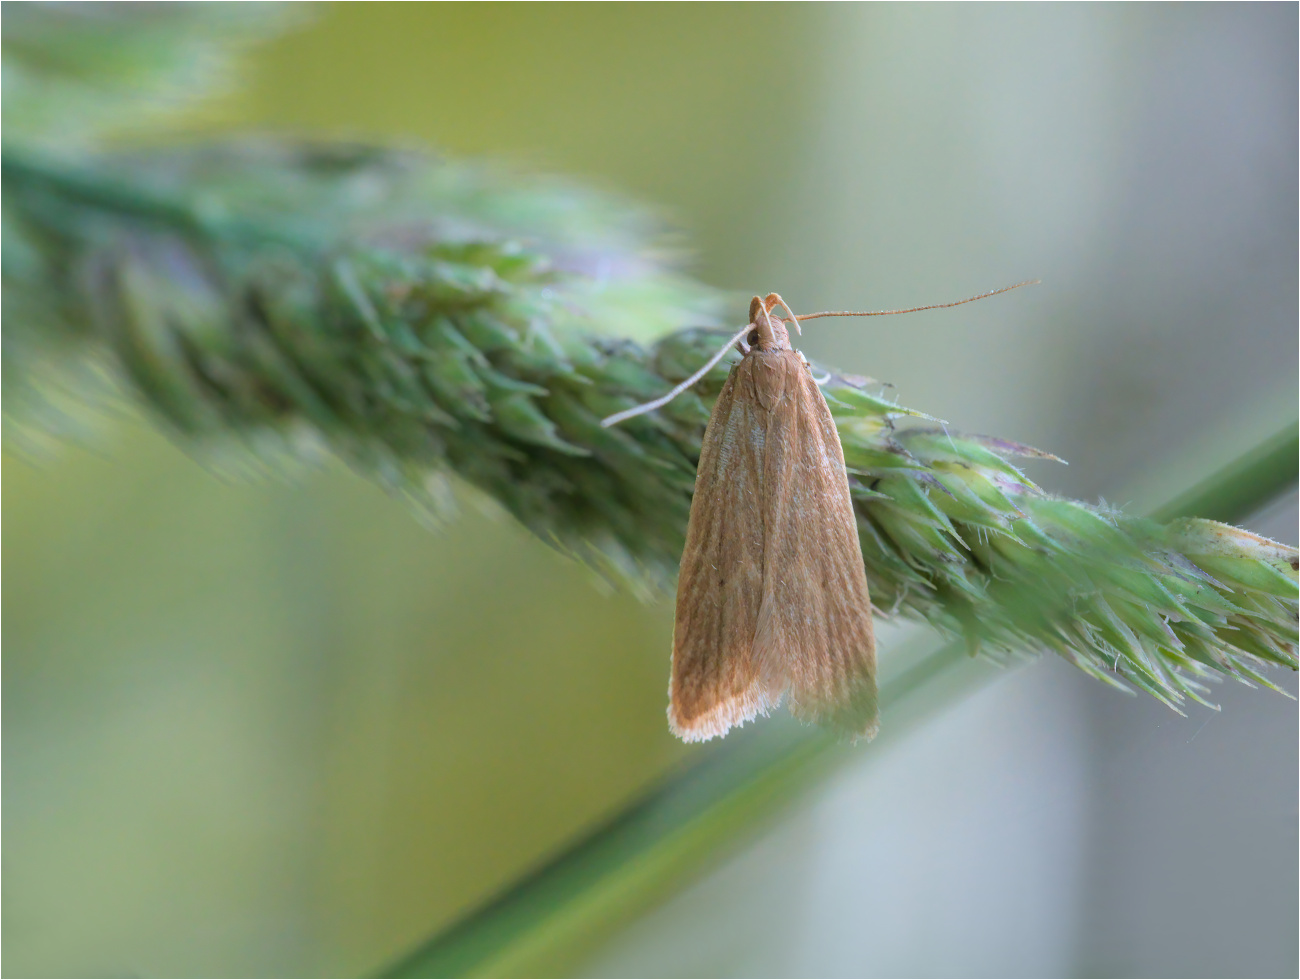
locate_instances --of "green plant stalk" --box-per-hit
[381,646,981,979]
[1149,421,1299,524]
[380,428,1298,978]
[6,146,1296,714]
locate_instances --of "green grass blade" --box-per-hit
[1149,421,1298,523]
[379,425,1299,978]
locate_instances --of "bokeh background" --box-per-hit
[4,4,1296,977]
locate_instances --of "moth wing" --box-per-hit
[670,359,783,741]
[755,354,878,739]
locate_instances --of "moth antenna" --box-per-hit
[784,279,1039,322]
[600,323,755,427]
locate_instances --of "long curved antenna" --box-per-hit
[602,280,1038,427]
[786,279,1039,325]
[601,323,754,427]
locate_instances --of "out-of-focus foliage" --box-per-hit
[2,2,302,149]
[2,142,722,579]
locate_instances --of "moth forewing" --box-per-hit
[668,360,781,741]
[755,355,877,739]
[668,298,878,742]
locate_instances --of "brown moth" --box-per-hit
[665,293,877,742]
[602,283,1035,743]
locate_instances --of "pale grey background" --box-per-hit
[582,5,1298,977]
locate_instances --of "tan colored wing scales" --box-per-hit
[753,352,878,739]
[669,360,785,741]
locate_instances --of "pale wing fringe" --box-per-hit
[668,684,780,742]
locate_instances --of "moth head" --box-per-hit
[747,294,792,352]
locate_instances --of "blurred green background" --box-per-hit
[5,4,1296,977]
